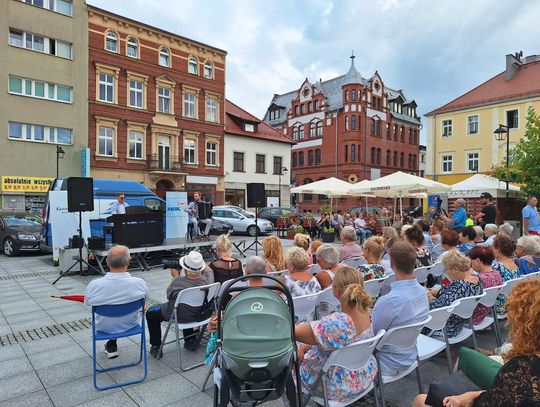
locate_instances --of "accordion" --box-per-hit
[197,201,213,220]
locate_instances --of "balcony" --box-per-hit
[147,154,184,173]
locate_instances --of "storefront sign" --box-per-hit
[1,176,53,193]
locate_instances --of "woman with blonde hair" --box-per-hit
[358,236,386,280]
[294,233,313,264]
[208,234,243,284]
[295,266,377,402]
[284,246,320,297]
[382,226,398,244]
[262,235,286,272]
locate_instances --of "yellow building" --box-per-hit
[425,53,540,184]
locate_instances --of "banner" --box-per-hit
[1,176,53,193]
[81,148,91,177]
[166,191,188,239]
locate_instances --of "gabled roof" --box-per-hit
[225,100,294,144]
[426,59,540,116]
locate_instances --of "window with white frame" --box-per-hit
[298,125,304,140]
[467,115,479,134]
[188,57,198,75]
[8,121,72,144]
[206,141,217,166]
[244,123,255,132]
[206,97,218,122]
[98,126,114,156]
[441,154,453,173]
[158,87,171,114]
[292,127,298,140]
[159,47,170,67]
[204,61,213,79]
[467,152,479,172]
[129,80,143,108]
[98,73,114,103]
[128,131,143,159]
[9,76,72,103]
[127,37,138,58]
[184,139,196,164]
[21,0,73,16]
[184,93,196,118]
[105,31,118,53]
[310,123,316,137]
[442,119,453,137]
[506,109,519,129]
[316,121,323,137]
[9,29,73,59]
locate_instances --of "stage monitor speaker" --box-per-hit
[67,177,94,213]
[247,183,265,208]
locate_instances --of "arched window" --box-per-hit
[204,61,213,79]
[345,116,349,131]
[386,124,391,140]
[345,145,348,162]
[358,144,361,162]
[188,56,198,74]
[105,31,118,53]
[400,152,404,167]
[377,148,381,165]
[400,126,405,142]
[386,150,391,166]
[413,155,417,169]
[393,125,398,141]
[310,122,316,138]
[351,144,356,161]
[303,178,313,202]
[316,121,323,137]
[345,90,349,102]
[298,125,305,140]
[292,152,297,167]
[351,89,357,101]
[315,149,321,165]
[371,147,376,164]
[351,115,356,130]
[159,47,170,67]
[299,152,304,166]
[393,151,398,166]
[126,37,138,58]
[308,150,314,166]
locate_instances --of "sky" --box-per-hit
[88,0,540,143]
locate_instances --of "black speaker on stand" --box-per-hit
[245,183,266,255]
[53,177,101,284]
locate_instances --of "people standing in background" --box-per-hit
[522,196,540,236]
[110,193,129,214]
[474,192,497,227]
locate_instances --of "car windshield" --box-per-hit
[3,215,41,227]
[237,209,254,218]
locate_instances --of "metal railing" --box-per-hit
[147,154,183,172]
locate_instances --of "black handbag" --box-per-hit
[425,371,481,407]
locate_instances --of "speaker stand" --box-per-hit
[53,210,102,285]
[244,207,262,255]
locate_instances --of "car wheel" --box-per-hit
[3,237,18,257]
[246,225,259,237]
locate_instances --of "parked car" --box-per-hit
[0,211,42,256]
[212,206,273,236]
[219,205,256,218]
[209,218,234,235]
[258,207,303,227]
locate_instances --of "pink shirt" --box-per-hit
[338,242,363,262]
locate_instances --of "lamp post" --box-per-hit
[56,145,65,179]
[278,166,288,207]
[494,124,510,218]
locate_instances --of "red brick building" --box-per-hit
[264,56,421,212]
[88,6,227,203]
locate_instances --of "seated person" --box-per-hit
[295,266,377,403]
[429,220,445,246]
[262,235,286,273]
[404,224,433,267]
[413,279,540,407]
[427,250,483,338]
[372,239,429,375]
[243,256,268,287]
[457,226,477,255]
[416,219,435,250]
[338,226,364,262]
[358,236,386,280]
[498,222,514,238]
[354,212,372,242]
[310,240,323,264]
[208,234,242,284]
[146,251,214,356]
[477,223,498,247]
[85,245,148,359]
[514,235,540,275]
[492,235,520,314]
[382,226,398,246]
[441,229,460,252]
[283,246,321,297]
[314,244,344,289]
[473,226,485,244]
[294,233,313,264]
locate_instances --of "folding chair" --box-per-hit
[378,273,396,297]
[158,282,220,372]
[413,265,431,284]
[473,284,505,347]
[91,298,147,391]
[430,244,444,261]
[304,329,387,407]
[293,291,321,323]
[316,285,341,319]
[375,315,432,407]
[525,270,540,279]
[308,263,322,275]
[429,261,446,277]
[496,277,523,320]
[364,276,389,299]
[342,256,366,269]
[448,292,486,350]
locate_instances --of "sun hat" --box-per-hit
[179,251,206,273]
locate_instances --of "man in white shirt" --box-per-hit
[85,245,148,359]
[110,193,129,215]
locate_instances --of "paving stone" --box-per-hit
[27,343,88,370]
[0,389,53,407]
[124,373,200,407]
[47,374,119,407]
[36,356,94,387]
[73,391,139,407]
[0,355,33,380]
[21,334,75,355]
[0,371,44,402]
[165,391,213,406]
[0,344,25,362]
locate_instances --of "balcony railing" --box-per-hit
[147,154,183,172]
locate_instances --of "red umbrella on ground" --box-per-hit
[51,295,85,303]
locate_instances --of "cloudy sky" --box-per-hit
[88,0,540,141]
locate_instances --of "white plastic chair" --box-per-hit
[308,264,322,275]
[496,277,523,319]
[473,284,505,346]
[375,315,432,406]
[306,330,386,407]
[525,270,540,279]
[364,276,389,299]
[316,286,341,319]
[158,282,221,371]
[293,291,321,323]
[413,266,431,284]
[378,273,396,297]
[447,292,486,350]
[429,261,446,277]
[341,256,366,269]
[430,244,444,261]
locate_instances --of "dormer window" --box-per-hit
[269,109,281,120]
[244,123,255,132]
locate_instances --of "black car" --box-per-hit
[258,207,303,227]
[0,211,42,256]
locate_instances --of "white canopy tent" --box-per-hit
[290,177,354,197]
[449,174,521,198]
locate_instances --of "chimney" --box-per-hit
[505,51,523,80]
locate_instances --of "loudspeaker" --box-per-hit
[67,177,94,212]
[69,235,84,249]
[247,183,265,207]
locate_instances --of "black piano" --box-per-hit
[106,211,164,248]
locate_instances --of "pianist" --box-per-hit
[110,193,129,214]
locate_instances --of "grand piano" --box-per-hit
[106,208,164,248]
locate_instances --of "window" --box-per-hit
[400,152,404,167]
[408,154,412,169]
[298,126,305,140]
[273,156,283,175]
[370,118,375,135]
[10,29,72,58]
[98,73,114,103]
[157,82,175,115]
[184,93,196,118]
[506,109,518,129]
[316,121,323,137]
[345,116,349,131]
[206,98,218,122]
[298,152,304,167]
[256,154,266,173]
[105,31,118,53]
[468,115,479,134]
[393,151,398,167]
[309,123,316,138]
[345,145,349,162]
[351,144,356,161]
[269,109,280,120]
[308,150,314,166]
[159,47,170,67]
[188,56,198,74]
[8,75,72,103]
[127,37,138,58]
[393,124,398,141]
[206,141,217,166]
[292,152,297,167]
[345,90,349,102]
[315,149,321,165]
[55,41,72,58]
[351,115,356,130]
[294,105,299,116]
[413,155,417,170]
[244,123,255,132]
[292,127,298,140]
[22,0,73,16]
[25,32,45,51]
[408,129,412,143]
[184,139,196,164]
[98,127,114,156]
[358,144,361,162]
[8,121,72,144]
[371,147,376,164]
[129,80,143,108]
[204,61,213,79]
[314,100,319,110]
[308,102,313,112]
[400,126,404,142]
[386,150,391,166]
[441,154,453,173]
[300,104,305,114]
[386,124,391,140]
[467,152,479,172]
[234,152,244,171]
[351,89,357,101]
[9,30,24,47]
[128,131,143,159]
[377,148,381,165]
[442,119,453,137]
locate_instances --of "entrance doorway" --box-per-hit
[155,179,174,199]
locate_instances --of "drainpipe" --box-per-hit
[335,112,339,177]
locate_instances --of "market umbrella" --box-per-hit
[449,173,521,198]
[51,295,85,303]
[290,177,354,196]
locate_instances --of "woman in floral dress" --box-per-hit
[358,236,386,280]
[283,246,321,298]
[294,266,377,403]
[492,235,520,314]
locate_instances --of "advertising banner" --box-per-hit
[1,176,53,193]
[166,191,188,239]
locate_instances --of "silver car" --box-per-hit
[212,206,273,236]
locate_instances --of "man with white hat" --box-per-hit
[146,251,214,357]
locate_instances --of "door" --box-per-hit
[223,210,245,232]
[158,135,170,170]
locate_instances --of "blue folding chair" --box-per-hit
[92,298,147,390]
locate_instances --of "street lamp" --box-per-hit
[278,166,288,207]
[494,124,510,218]
[56,145,65,179]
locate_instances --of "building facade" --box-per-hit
[88,6,227,203]
[224,100,293,209]
[425,53,540,185]
[419,145,426,178]
[0,0,88,213]
[263,57,421,212]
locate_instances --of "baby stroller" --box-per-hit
[212,274,302,407]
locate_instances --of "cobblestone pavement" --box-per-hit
[0,244,504,407]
